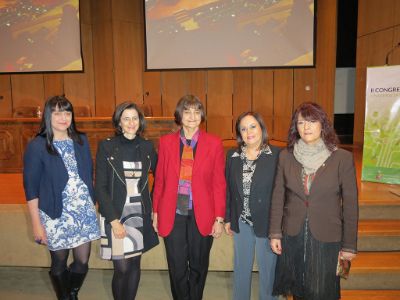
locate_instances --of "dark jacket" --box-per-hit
[95,134,158,251]
[23,134,94,219]
[225,145,280,237]
[269,148,358,253]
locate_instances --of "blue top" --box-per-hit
[23,134,94,219]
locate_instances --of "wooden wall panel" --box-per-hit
[161,72,187,117]
[112,0,138,22]
[358,0,396,37]
[315,0,337,119]
[353,67,367,146]
[79,0,92,25]
[0,76,12,117]
[207,70,233,139]
[143,72,162,115]
[357,29,394,68]
[113,21,144,104]
[112,0,144,105]
[396,1,400,26]
[294,68,315,108]
[91,0,112,22]
[186,71,206,103]
[392,26,400,64]
[252,70,274,136]
[11,74,44,109]
[64,22,95,111]
[43,74,64,99]
[232,70,252,128]
[273,69,293,141]
[91,0,115,117]
[353,29,393,144]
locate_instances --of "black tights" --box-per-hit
[112,256,141,300]
[49,242,91,275]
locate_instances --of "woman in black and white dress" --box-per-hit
[95,102,159,300]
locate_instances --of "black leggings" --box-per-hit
[49,242,91,275]
[112,256,141,300]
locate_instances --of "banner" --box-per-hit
[362,66,400,184]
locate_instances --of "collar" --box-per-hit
[231,144,272,158]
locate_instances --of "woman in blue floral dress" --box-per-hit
[23,95,100,300]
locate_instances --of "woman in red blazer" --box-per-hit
[153,95,226,300]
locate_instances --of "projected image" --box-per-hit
[145,0,315,69]
[0,0,82,73]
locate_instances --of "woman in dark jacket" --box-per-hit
[23,95,100,300]
[269,102,358,300]
[225,112,280,300]
[95,102,158,300]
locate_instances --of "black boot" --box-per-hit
[69,271,87,300]
[49,269,70,300]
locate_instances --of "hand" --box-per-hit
[224,222,233,236]
[270,238,282,255]
[211,218,224,239]
[111,220,126,239]
[32,222,47,245]
[340,251,356,261]
[152,213,158,233]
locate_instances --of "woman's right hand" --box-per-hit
[32,222,47,245]
[111,220,126,239]
[152,213,158,233]
[270,238,282,255]
[224,222,233,236]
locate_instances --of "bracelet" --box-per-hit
[215,218,224,224]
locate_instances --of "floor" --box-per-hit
[0,267,272,300]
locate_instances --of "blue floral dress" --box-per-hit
[39,139,100,251]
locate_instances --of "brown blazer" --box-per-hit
[269,148,358,253]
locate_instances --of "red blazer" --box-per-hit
[153,130,226,237]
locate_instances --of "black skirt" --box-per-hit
[273,220,341,300]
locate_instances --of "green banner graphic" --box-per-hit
[362,66,400,184]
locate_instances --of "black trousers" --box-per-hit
[164,212,213,300]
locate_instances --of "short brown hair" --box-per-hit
[174,95,206,126]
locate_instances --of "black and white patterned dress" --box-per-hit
[100,152,144,260]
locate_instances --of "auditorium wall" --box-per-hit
[354,0,400,145]
[0,0,338,141]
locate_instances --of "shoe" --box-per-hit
[69,271,87,300]
[49,269,70,300]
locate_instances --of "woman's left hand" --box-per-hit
[211,218,224,239]
[340,251,357,261]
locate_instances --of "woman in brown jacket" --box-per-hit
[269,102,358,300]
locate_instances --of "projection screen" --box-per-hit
[0,0,82,73]
[144,0,315,70]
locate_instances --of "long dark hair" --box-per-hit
[287,102,339,151]
[235,111,269,152]
[37,95,83,154]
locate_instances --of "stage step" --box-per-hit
[358,182,400,220]
[341,290,400,300]
[286,290,400,300]
[358,220,400,251]
[341,252,400,290]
